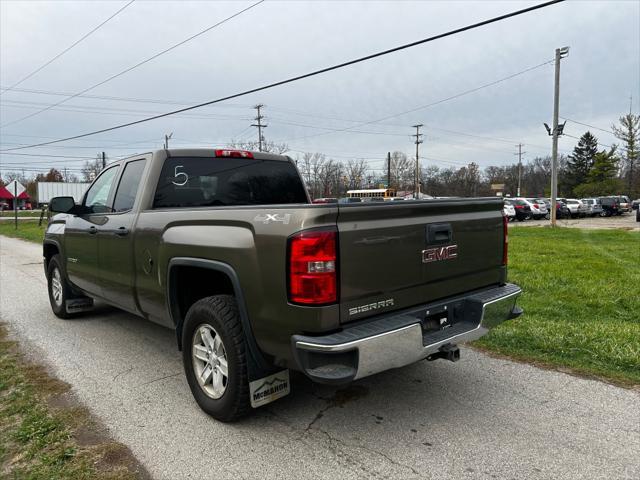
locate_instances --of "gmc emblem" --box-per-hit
[422,244,458,263]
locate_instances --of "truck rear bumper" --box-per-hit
[291,283,522,385]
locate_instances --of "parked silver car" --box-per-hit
[517,198,548,220]
[564,198,589,218]
[581,198,604,217]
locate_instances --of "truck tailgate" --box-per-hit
[337,198,505,323]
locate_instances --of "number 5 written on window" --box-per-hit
[172,165,188,186]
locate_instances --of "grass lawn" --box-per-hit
[0,325,145,479]
[476,227,640,386]
[0,220,46,243]
[0,210,44,218]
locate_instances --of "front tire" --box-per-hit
[47,254,75,319]
[182,295,250,422]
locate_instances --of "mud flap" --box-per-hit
[65,297,93,314]
[249,369,290,408]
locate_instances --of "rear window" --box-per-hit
[153,157,308,208]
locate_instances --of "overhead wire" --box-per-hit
[0,0,266,129]
[0,0,136,96]
[0,0,565,152]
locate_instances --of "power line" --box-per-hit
[1,0,565,152]
[282,60,554,143]
[0,0,136,96]
[0,0,265,129]
[0,85,251,110]
[564,133,614,149]
[561,117,615,135]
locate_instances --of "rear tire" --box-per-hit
[47,254,76,319]
[182,295,250,422]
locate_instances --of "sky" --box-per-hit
[1,0,639,179]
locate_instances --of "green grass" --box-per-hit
[0,325,143,479]
[476,227,640,386]
[0,210,44,218]
[0,220,46,243]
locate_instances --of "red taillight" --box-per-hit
[214,149,254,159]
[288,228,337,305]
[515,205,524,209]
[533,203,539,208]
[502,214,508,266]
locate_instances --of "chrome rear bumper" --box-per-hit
[292,283,522,384]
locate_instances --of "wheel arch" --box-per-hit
[43,240,61,270]
[166,257,271,374]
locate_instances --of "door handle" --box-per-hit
[88,226,98,235]
[115,227,130,237]
[426,223,452,244]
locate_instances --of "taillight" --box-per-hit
[515,205,524,209]
[533,203,539,208]
[214,149,254,159]
[502,214,508,266]
[288,228,338,305]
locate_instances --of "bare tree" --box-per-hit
[345,158,368,190]
[228,140,289,155]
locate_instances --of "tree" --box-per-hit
[564,131,598,194]
[345,159,367,190]
[388,151,411,190]
[573,147,623,197]
[228,140,289,155]
[588,147,619,183]
[82,154,106,181]
[612,112,639,197]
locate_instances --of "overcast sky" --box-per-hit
[1,0,639,178]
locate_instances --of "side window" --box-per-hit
[113,160,146,212]
[84,166,119,213]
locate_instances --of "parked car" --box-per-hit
[637,204,640,222]
[580,198,604,217]
[631,199,639,210]
[598,197,620,216]
[312,197,338,204]
[505,198,531,221]
[43,148,522,422]
[564,199,588,218]
[554,200,571,219]
[519,198,548,220]
[609,195,631,213]
[338,197,362,203]
[503,202,516,221]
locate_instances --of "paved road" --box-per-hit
[1,235,638,480]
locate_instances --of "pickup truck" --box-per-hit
[44,148,522,421]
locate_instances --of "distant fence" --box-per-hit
[37,182,90,204]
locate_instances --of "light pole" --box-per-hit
[548,46,569,226]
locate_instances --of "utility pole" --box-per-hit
[549,46,569,227]
[515,143,525,196]
[252,104,267,152]
[387,152,391,189]
[412,124,423,199]
[101,151,106,169]
[164,133,173,149]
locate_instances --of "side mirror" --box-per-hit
[49,196,76,213]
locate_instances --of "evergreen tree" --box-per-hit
[612,113,639,197]
[565,131,598,194]
[587,147,619,183]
